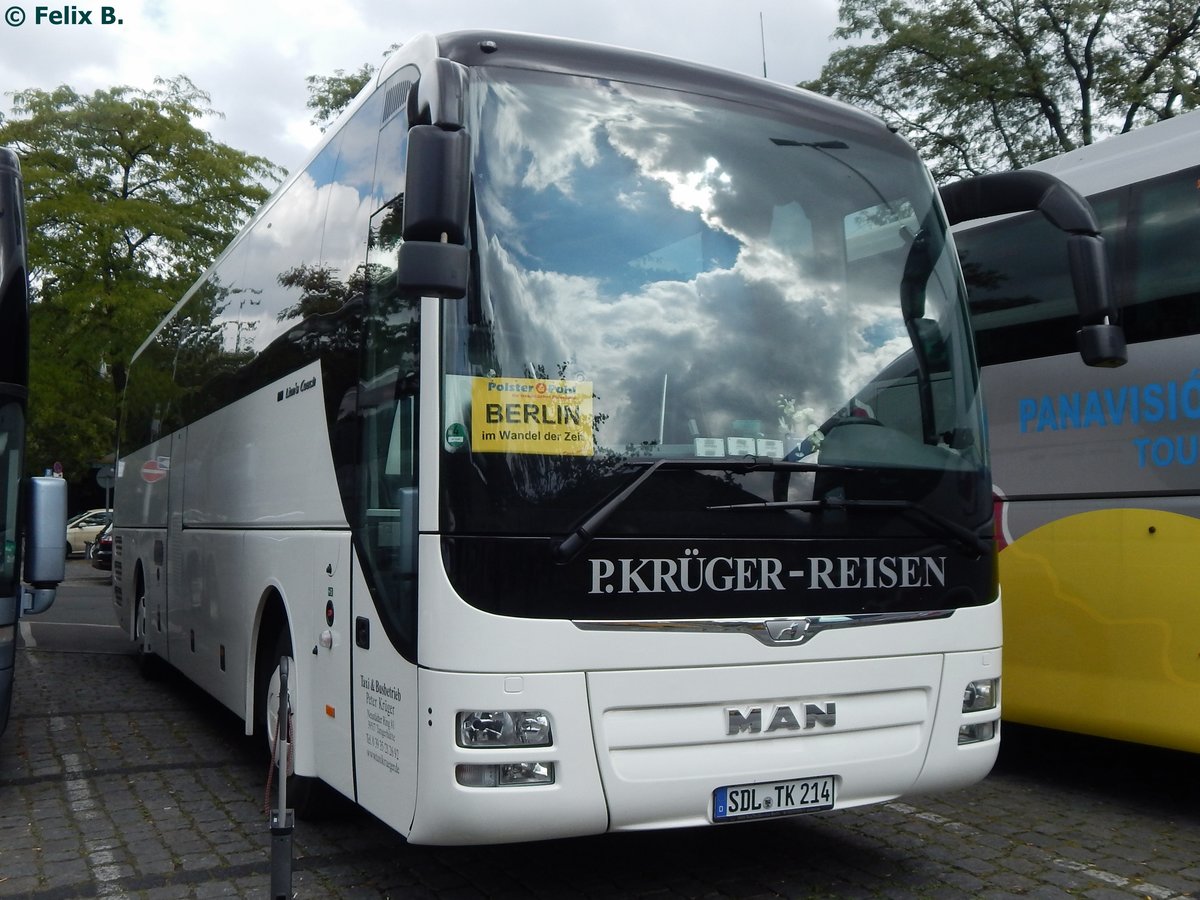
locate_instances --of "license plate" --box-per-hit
[712,775,836,822]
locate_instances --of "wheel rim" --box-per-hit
[265,657,297,776]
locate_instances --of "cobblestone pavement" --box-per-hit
[2,646,1199,899]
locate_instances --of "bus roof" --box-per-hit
[1028,109,1200,196]
[428,30,886,136]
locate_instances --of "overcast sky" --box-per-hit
[1,0,846,177]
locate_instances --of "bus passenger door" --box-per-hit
[349,198,421,832]
[350,551,419,832]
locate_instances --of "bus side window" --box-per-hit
[1127,167,1200,342]
[372,71,417,211]
[360,191,421,593]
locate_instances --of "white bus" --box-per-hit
[112,31,1116,844]
[955,111,1200,752]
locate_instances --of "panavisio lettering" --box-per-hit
[1017,373,1200,469]
[588,551,947,594]
[1018,375,1200,432]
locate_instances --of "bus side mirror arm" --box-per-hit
[940,170,1127,368]
[409,58,468,130]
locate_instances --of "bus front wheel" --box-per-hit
[258,628,328,819]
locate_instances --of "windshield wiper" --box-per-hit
[552,457,836,564]
[708,496,992,558]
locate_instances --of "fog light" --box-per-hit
[500,761,554,785]
[958,721,997,744]
[457,710,552,747]
[962,678,999,713]
[456,762,555,787]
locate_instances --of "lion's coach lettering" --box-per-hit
[588,553,948,594]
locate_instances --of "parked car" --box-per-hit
[90,521,113,571]
[66,508,110,556]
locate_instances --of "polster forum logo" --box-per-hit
[5,5,125,26]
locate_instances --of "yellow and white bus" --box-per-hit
[955,110,1200,753]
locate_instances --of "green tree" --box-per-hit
[0,76,282,485]
[305,64,376,130]
[305,45,400,130]
[805,0,1200,179]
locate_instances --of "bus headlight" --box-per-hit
[962,678,998,713]
[959,677,999,744]
[457,710,553,747]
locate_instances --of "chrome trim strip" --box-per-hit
[572,609,955,646]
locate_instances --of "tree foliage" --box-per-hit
[0,76,282,483]
[804,0,1200,179]
[305,64,376,130]
[305,45,400,130]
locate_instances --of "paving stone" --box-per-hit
[5,645,1200,899]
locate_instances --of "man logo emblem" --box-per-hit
[726,703,837,735]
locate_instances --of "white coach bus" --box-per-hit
[112,31,1120,843]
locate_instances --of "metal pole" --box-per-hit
[760,12,768,79]
[269,656,294,899]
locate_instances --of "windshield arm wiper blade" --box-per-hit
[553,457,673,563]
[708,496,992,558]
[553,457,826,564]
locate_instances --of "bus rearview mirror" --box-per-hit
[396,242,468,299]
[23,475,67,592]
[1068,232,1126,368]
[395,125,471,299]
[1077,324,1128,368]
[402,126,470,244]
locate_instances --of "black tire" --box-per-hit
[258,628,329,819]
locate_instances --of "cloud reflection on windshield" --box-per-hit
[463,70,955,455]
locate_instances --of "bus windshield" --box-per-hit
[440,67,987,547]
